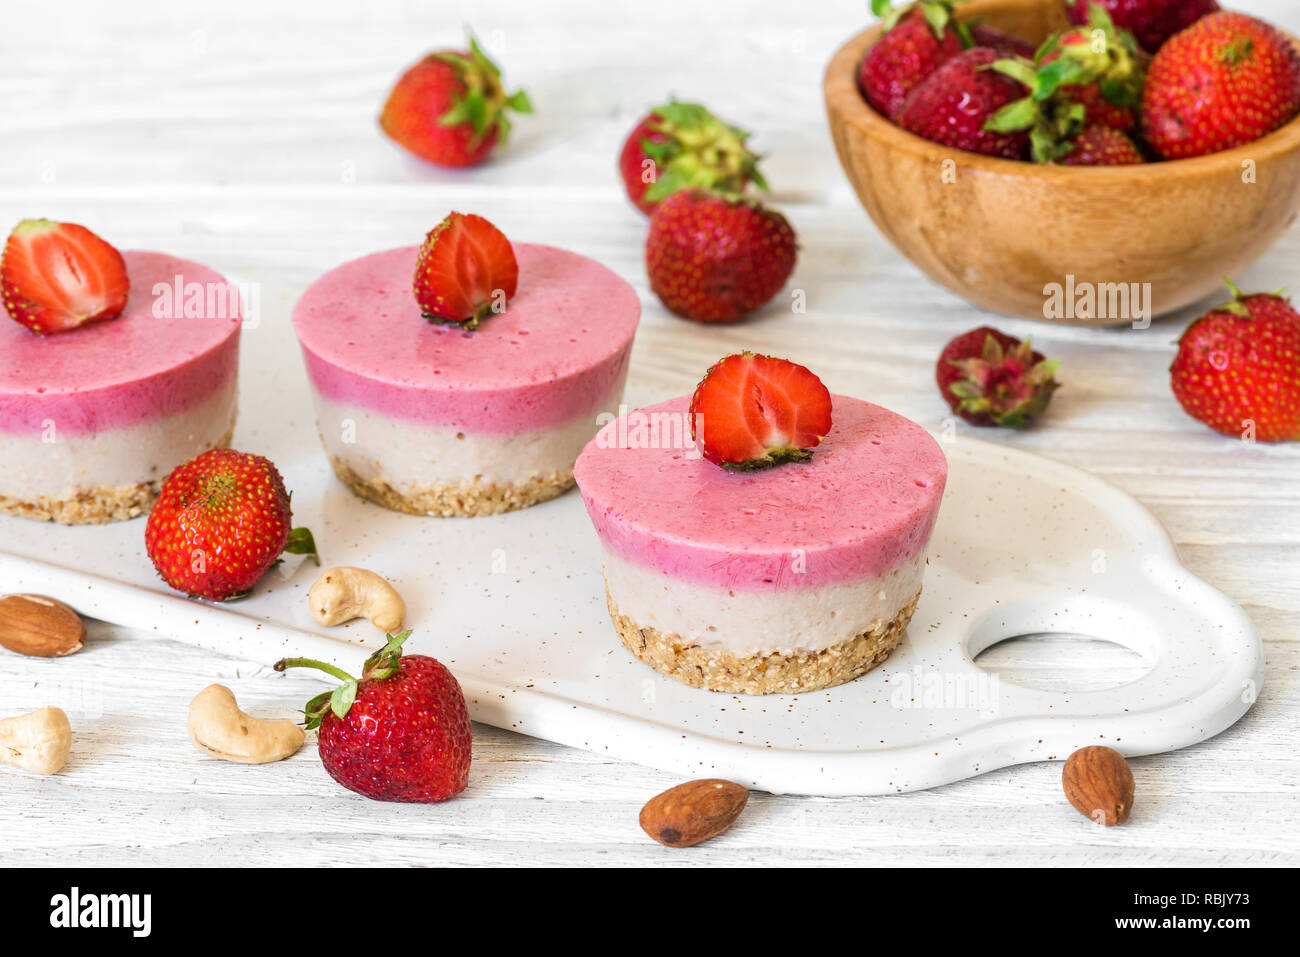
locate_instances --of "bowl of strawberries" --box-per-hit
[825,0,1300,323]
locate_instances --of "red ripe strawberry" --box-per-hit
[1141,11,1300,159]
[936,326,1061,427]
[1066,0,1219,54]
[413,212,518,329]
[689,353,833,470]
[898,48,1032,159]
[379,32,530,168]
[1,219,129,335]
[645,190,797,323]
[859,2,972,121]
[145,448,318,601]
[1170,282,1300,442]
[1059,124,1145,164]
[618,101,766,215]
[276,631,471,803]
[971,24,1037,59]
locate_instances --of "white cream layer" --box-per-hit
[313,396,614,489]
[0,380,237,500]
[602,548,927,657]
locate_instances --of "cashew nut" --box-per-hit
[308,566,406,633]
[0,707,72,775]
[187,684,304,764]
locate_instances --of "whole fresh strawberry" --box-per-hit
[898,48,1032,159]
[1066,0,1219,54]
[1141,11,1300,159]
[689,353,833,469]
[645,190,797,323]
[1170,282,1300,442]
[413,212,518,328]
[379,31,530,168]
[618,101,766,214]
[145,448,318,601]
[1,219,129,335]
[1059,124,1144,164]
[276,631,472,803]
[936,326,1061,427]
[859,1,972,121]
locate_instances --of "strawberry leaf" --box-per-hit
[496,113,514,144]
[1029,127,1066,163]
[467,31,502,79]
[990,57,1039,88]
[919,3,951,40]
[653,101,715,128]
[1085,1,1118,34]
[362,629,413,681]
[284,527,319,565]
[302,691,333,731]
[643,166,697,203]
[985,97,1037,132]
[330,681,358,719]
[641,138,674,163]
[1034,33,1061,63]
[1098,76,1139,107]
[952,19,974,49]
[1033,60,1073,99]
[467,87,493,135]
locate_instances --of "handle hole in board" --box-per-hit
[972,633,1152,693]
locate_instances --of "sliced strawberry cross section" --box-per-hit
[413,212,519,329]
[1,218,129,335]
[689,352,833,470]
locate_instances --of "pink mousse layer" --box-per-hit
[0,251,241,436]
[574,396,947,591]
[292,243,640,435]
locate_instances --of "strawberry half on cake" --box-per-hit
[573,354,947,695]
[0,220,241,524]
[292,213,640,517]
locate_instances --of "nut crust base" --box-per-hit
[0,423,236,526]
[328,454,574,518]
[606,582,921,695]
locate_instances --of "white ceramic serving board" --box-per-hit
[0,325,1263,796]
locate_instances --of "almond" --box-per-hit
[1062,745,1135,826]
[0,594,86,658]
[639,778,748,848]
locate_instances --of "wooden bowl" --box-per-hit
[824,0,1300,324]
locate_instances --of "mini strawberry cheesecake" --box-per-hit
[574,354,947,695]
[0,220,240,524]
[293,214,640,517]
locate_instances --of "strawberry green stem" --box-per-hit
[274,657,355,683]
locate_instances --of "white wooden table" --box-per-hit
[1,0,1296,866]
